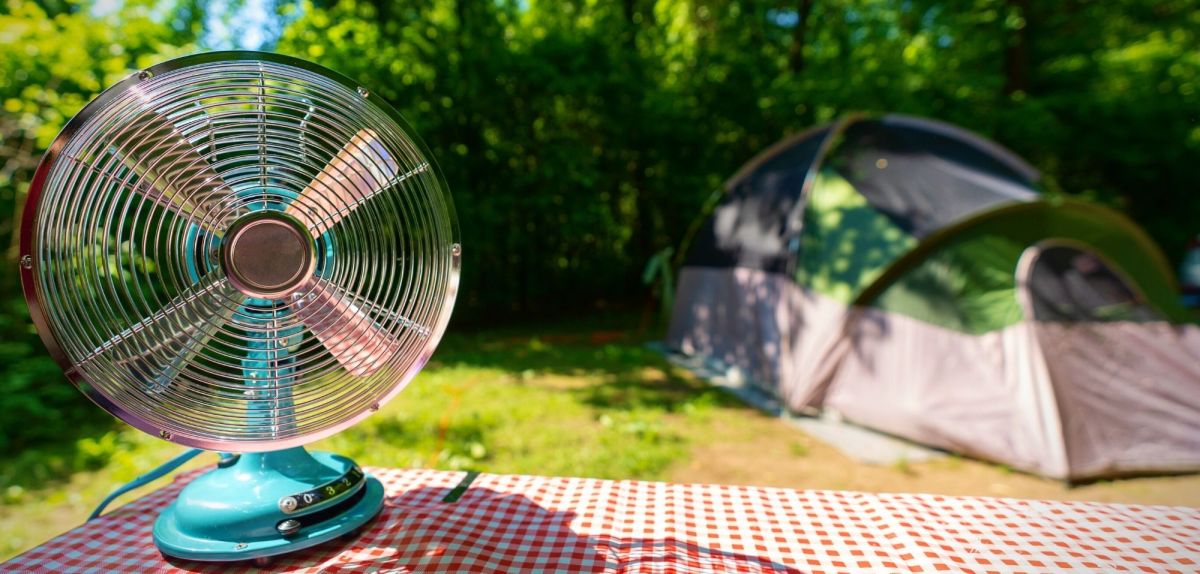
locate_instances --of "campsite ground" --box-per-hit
[2,315,1197,561]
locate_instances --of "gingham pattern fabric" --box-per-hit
[5,468,1199,573]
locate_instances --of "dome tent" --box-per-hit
[667,114,1200,480]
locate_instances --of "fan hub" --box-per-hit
[222,214,315,299]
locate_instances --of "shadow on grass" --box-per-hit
[434,319,747,415]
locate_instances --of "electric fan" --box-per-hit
[18,52,460,562]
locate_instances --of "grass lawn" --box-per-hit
[3,316,1199,560]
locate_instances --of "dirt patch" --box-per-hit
[668,404,1200,506]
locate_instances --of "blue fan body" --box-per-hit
[152,194,384,562]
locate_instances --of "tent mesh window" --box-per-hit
[1025,244,1161,323]
[827,117,1038,238]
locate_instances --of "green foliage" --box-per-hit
[272,0,1199,321]
[0,326,103,450]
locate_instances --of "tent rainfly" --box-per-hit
[668,114,1200,481]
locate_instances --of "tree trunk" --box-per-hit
[788,0,815,73]
[1004,0,1030,95]
[620,0,658,275]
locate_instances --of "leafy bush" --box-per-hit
[0,299,112,453]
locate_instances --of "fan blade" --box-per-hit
[291,277,402,376]
[285,129,406,237]
[80,276,239,392]
[110,109,237,232]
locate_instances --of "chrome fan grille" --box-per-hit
[21,53,460,451]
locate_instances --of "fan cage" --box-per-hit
[19,52,460,451]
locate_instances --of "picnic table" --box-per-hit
[4,467,1199,573]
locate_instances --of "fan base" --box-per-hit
[153,447,384,562]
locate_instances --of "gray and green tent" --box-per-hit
[668,114,1200,481]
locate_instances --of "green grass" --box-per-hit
[0,318,736,560]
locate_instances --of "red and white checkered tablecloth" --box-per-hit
[5,467,1199,573]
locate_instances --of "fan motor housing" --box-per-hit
[221,212,316,299]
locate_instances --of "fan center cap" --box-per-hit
[221,214,316,299]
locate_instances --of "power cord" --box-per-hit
[88,449,214,520]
